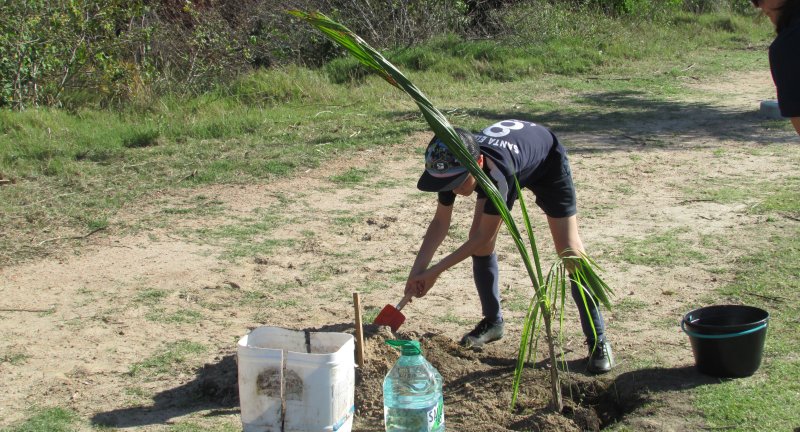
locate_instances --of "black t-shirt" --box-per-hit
[437,120,561,215]
[769,17,800,117]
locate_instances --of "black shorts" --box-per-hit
[526,145,577,218]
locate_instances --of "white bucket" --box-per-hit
[760,100,785,119]
[237,326,355,432]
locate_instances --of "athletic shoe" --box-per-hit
[460,318,504,348]
[586,339,614,374]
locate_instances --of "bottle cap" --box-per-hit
[386,339,422,356]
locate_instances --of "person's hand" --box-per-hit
[405,269,440,298]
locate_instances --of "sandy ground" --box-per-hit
[0,69,797,431]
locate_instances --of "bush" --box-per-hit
[0,0,150,109]
[0,0,763,110]
[683,0,754,14]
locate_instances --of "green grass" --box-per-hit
[506,289,534,313]
[332,214,360,228]
[363,306,381,323]
[0,7,774,267]
[273,299,299,309]
[388,267,411,283]
[683,174,800,219]
[360,279,388,295]
[614,184,635,196]
[329,168,371,185]
[167,422,240,432]
[160,196,226,217]
[124,386,151,399]
[127,340,207,377]
[245,289,299,309]
[2,408,78,432]
[1,352,30,366]
[188,211,296,260]
[699,233,731,252]
[134,288,169,305]
[260,281,295,294]
[222,238,295,261]
[439,311,473,326]
[325,8,768,85]
[751,177,800,216]
[615,297,649,310]
[241,290,268,304]
[693,229,800,431]
[145,308,203,324]
[614,229,707,267]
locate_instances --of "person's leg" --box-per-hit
[547,214,612,373]
[462,204,504,347]
[473,253,502,324]
[546,215,604,340]
[546,214,583,254]
[462,251,505,347]
[571,279,605,342]
[469,201,502,323]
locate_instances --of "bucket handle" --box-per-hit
[681,320,768,339]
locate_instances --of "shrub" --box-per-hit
[0,0,763,110]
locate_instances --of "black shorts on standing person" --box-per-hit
[769,9,800,118]
[754,0,800,134]
[405,120,613,374]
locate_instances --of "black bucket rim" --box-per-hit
[683,304,769,332]
[682,304,769,377]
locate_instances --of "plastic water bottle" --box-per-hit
[383,339,444,432]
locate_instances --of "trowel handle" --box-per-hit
[396,294,412,311]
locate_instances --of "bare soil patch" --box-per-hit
[0,70,797,431]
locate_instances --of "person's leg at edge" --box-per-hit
[473,253,502,324]
[547,214,613,373]
[460,252,505,348]
[461,209,504,347]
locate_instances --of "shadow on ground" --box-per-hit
[572,364,721,427]
[91,354,240,428]
[91,324,362,428]
[384,89,795,151]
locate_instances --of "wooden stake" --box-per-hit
[352,292,365,368]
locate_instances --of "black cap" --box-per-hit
[417,129,480,192]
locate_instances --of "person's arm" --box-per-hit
[407,198,502,297]
[791,117,800,135]
[408,202,453,277]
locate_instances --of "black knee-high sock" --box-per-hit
[473,253,502,323]
[571,280,606,342]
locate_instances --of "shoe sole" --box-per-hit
[587,365,612,374]
[460,334,503,349]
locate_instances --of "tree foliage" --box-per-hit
[0,0,150,109]
[0,0,754,109]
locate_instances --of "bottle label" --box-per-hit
[428,398,444,431]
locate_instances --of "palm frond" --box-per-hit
[512,294,542,407]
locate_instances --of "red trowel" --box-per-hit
[373,294,412,332]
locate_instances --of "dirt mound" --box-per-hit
[352,324,608,432]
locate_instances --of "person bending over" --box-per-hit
[405,119,613,374]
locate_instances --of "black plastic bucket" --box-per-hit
[682,305,769,378]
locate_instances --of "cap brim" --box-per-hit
[417,170,469,192]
